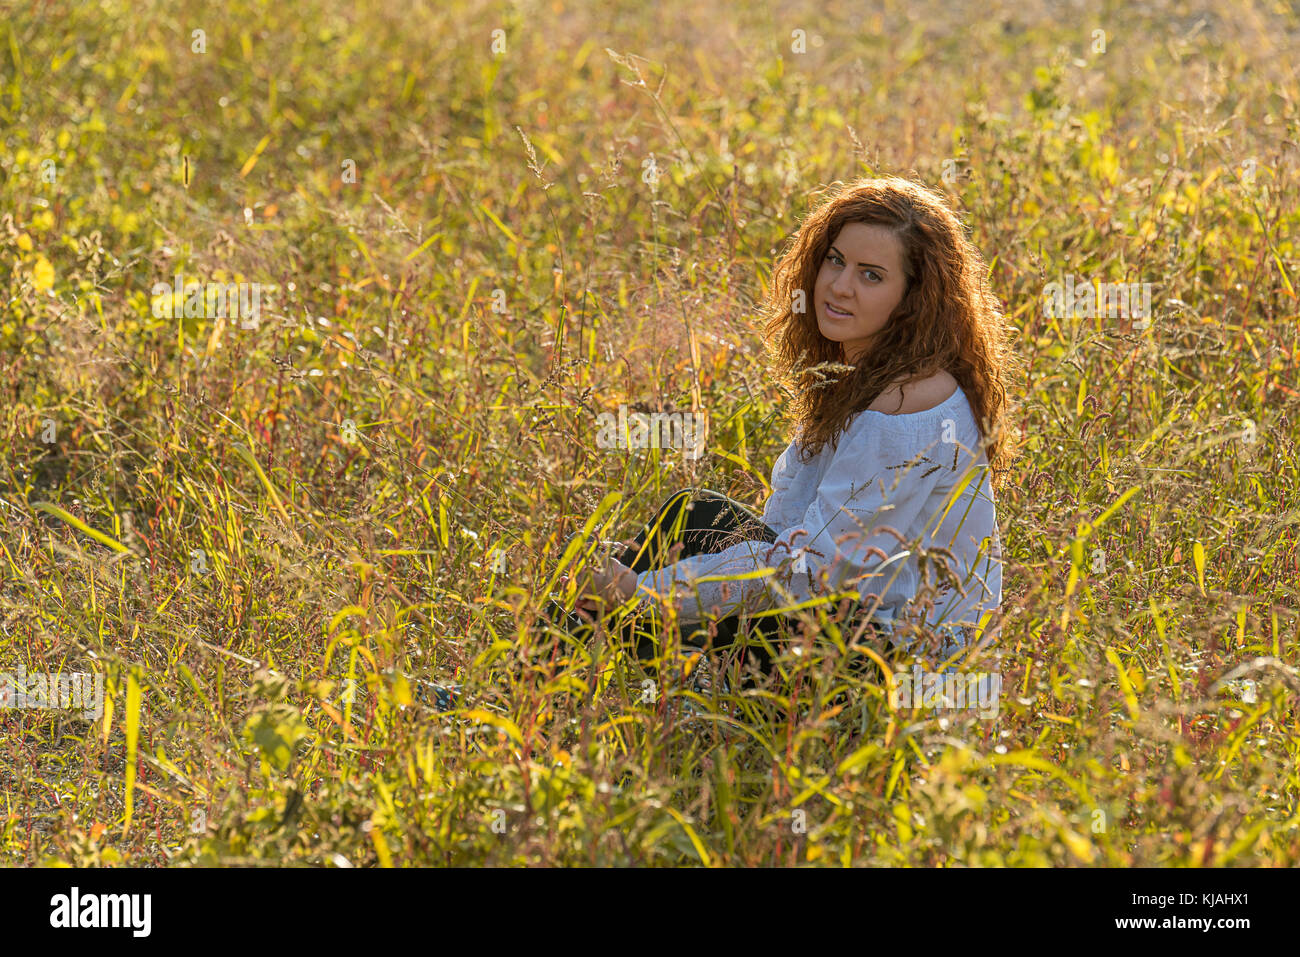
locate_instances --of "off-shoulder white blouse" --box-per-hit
[632,384,1003,647]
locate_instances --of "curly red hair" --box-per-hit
[761,176,1024,490]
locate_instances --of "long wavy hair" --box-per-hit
[761,176,1023,490]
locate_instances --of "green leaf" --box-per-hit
[244,705,311,772]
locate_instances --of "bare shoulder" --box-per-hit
[867,369,960,415]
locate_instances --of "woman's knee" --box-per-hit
[651,488,720,529]
[654,488,696,519]
[661,487,726,510]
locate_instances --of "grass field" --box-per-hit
[2,0,1298,866]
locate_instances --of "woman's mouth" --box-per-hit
[825,302,853,318]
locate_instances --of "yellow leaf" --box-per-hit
[391,672,413,706]
[31,255,54,292]
[33,502,131,553]
[122,671,141,836]
[664,806,711,866]
[837,743,882,776]
[1105,648,1140,721]
[371,824,393,867]
[478,202,520,245]
[239,132,272,178]
[232,443,293,524]
[1092,485,1142,530]
[892,802,913,842]
[463,709,523,745]
[403,232,443,262]
[1192,541,1206,596]
[16,233,32,251]
[1060,825,1096,863]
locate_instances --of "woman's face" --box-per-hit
[812,222,908,364]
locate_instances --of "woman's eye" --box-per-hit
[826,254,880,282]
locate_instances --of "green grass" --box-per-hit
[1,0,1298,866]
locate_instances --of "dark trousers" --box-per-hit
[543,488,886,682]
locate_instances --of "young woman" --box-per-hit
[552,176,1023,681]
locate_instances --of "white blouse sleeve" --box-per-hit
[760,440,804,532]
[633,416,953,623]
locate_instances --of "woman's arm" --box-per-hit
[633,419,959,623]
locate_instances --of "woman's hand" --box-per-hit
[568,556,637,620]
